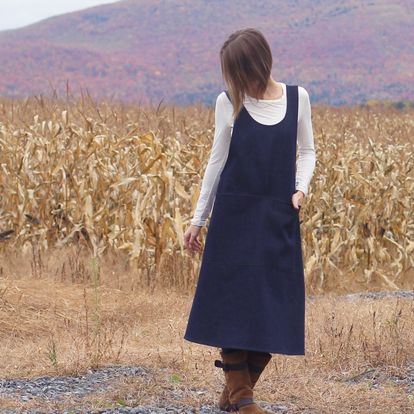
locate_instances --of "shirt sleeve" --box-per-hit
[295,86,316,197]
[190,92,233,226]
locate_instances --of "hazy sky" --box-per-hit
[0,0,119,31]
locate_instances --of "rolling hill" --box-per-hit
[0,0,412,106]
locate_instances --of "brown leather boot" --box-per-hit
[214,349,267,413]
[216,350,273,413]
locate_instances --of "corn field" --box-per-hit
[0,95,413,293]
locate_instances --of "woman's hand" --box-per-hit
[292,190,305,210]
[184,224,203,253]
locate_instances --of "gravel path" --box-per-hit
[344,363,414,393]
[1,361,413,413]
[0,364,288,413]
[1,290,413,413]
[0,366,148,402]
[308,289,414,301]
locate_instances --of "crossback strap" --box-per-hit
[214,359,247,371]
[224,90,232,103]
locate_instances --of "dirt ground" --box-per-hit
[0,267,414,413]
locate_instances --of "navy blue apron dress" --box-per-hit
[184,84,305,355]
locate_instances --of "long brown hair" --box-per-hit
[220,28,273,119]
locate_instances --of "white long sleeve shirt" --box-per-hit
[191,82,316,227]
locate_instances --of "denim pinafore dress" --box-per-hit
[184,84,305,355]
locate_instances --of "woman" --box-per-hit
[183,28,316,413]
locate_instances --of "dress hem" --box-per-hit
[183,334,305,356]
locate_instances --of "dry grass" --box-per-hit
[0,256,413,413]
[0,96,413,294]
[0,95,413,411]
